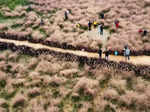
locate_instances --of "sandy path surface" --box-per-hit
[0,38,150,66]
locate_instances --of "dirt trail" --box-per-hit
[0,38,150,66]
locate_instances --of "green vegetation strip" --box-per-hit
[0,0,29,10]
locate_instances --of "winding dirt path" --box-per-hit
[0,38,150,66]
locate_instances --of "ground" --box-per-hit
[0,0,150,112]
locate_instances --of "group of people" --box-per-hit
[98,45,130,61]
[63,10,149,62]
[88,19,120,36]
[65,9,148,37]
[138,29,148,36]
[98,48,110,60]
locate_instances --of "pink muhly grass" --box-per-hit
[119,90,138,106]
[103,88,119,100]
[27,87,41,98]
[12,94,26,108]
[74,77,99,96]
[59,69,79,77]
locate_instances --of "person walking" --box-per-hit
[143,30,148,36]
[100,12,104,19]
[138,29,143,34]
[98,24,104,35]
[114,20,119,29]
[124,47,130,61]
[64,10,69,21]
[114,51,118,56]
[104,48,110,60]
[88,20,92,31]
[98,48,102,59]
[93,21,97,28]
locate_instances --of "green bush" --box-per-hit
[0,0,29,10]
[0,80,6,88]
[11,24,22,29]
[0,89,17,100]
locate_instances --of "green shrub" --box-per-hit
[104,104,115,112]
[0,89,17,100]
[78,88,93,101]
[73,103,82,112]
[80,25,88,31]
[57,101,64,112]
[52,89,60,98]
[58,24,64,29]
[0,0,29,10]
[110,29,116,34]
[0,80,6,88]
[11,24,22,29]
[71,95,80,102]
[88,108,94,112]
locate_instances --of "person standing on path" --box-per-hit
[114,51,118,56]
[104,48,110,60]
[124,47,130,61]
[98,48,102,59]
[88,20,92,31]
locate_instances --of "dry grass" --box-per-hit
[0,0,150,52]
[0,50,150,111]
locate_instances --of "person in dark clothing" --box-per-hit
[40,19,44,26]
[100,13,104,19]
[104,49,110,60]
[88,20,92,31]
[100,24,104,35]
[98,48,102,58]
[64,10,69,21]
[143,30,148,36]
[98,24,104,35]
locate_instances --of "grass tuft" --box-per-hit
[0,0,29,10]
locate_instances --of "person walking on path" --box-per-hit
[104,48,110,60]
[124,47,130,61]
[88,20,92,31]
[114,51,118,56]
[114,20,119,29]
[98,48,102,59]
[98,23,104,35]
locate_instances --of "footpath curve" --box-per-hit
[0,38,150,66]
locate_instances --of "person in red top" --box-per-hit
[138,29,143,34]
[115,20,119,29]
